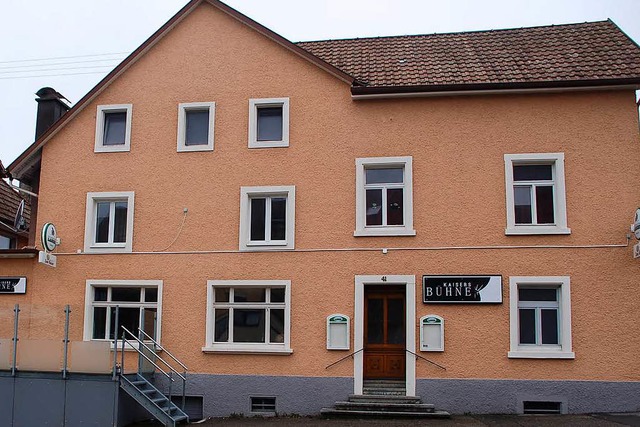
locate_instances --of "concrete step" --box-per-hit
[321,408,451,419]
[349,394,421,404]
[335,401,435,413]
[363,388,406,396]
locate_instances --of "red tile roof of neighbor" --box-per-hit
[0,179,30,227]
[298,20,640,93]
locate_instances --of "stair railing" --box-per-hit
[325,348,364,369]
[405,348,446,370]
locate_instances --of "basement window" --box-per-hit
[523,401,562,414]
[251,396,276,413]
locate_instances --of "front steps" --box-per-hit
[120,374,189,427]
[321,379,450,419]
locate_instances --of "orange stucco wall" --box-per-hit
[1,3,639,382]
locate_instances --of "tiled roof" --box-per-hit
[297,20,640,89]
[0,180,30,229]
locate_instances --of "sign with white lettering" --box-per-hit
[0,277,26,294]
[423,275,502,303]
[634,242,640,259]
[38,251,57,268]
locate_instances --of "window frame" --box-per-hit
[94,104,133,153]
[508,276,574,359]
[504,153,570,235]
[177,102,215,152]
[239,186,295,251]
[83,279,163,349]
[203,280,292,354]
[354,156,416,237]
[248,98,290,148]
[84,191,135,253]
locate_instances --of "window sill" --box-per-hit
[240,245,294,252]
[202,346,293,355]
[177,145,213,152]
[354,228,416,237]
[94,145,130,153]
[505,227,571,236]
[508,350,575,359]
[84,246,132,254]
[248,140,289,149]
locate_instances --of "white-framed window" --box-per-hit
[84,191,135,253]
[248,98,289,148]
[239,186,295,251]
[204,280,292,354]
[95,104,132,152]
[504,153,570,235]
[177,102,215,152]
[508,276,574,359]
[355,156,416,237]
[83,280,162,347]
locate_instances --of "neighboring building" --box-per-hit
[1,0,640,422]
[0,178,30,250]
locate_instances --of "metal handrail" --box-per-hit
[121,326,186,382]
[325,348,364,369]
[405,348,446,370]
[137,328,188,372]
[121,335,173,381]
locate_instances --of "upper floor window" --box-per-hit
[95,104,132,152]
[248,98,289,148]
[0,235,15,249]
[84,191,135,253]
[355,156,416,237]
[177,102,215,152]
[504,153,570,235]
[239,186,295,251]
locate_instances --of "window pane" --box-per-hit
[214,309,229,342]
[250,198,266,241]
[514,186,532,224]
[234,288,266,303]
[113,201,128,243]
[519,308,536,344]
[270,197,286,241]
[387,188,404,226]
[0,235,12,249]
[541,309,559,344]
[535,186,555,224]
[387,298,405,345]
[233,309,265,343]
[519,288,557,302]
[143,308,157,339]
[365,189,383,226]
[94,287,108,302]
[95,202,110,243]
[92,307,107,339]
[109,307,139,339]
[103,112,127,146]
[111,287,141,302]
[366,298,384,344]
[270,309,285,343]
[256,107,283,141]
[365,168,403,184]
[270,288,285,303]
[215,287,230,302]
[513,164,552,181]
[185,109,209,146]
[144,288,158,303]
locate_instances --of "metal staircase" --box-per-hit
[118,325,189,427]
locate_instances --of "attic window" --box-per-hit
[95,104,132,153]
[177,102,215,152]
[248,98,289,148]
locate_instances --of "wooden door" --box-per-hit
[363,289,405,379]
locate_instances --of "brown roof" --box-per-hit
[298,20,640,93]
[0,180,30,229]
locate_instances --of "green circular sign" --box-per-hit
[41,222,57,252]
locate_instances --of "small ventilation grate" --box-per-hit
[251,396,276,413]
[523,401,562,414]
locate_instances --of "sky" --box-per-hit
[1,0,639,166]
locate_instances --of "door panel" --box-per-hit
[364,289,405,379]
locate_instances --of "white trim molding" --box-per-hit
[508,276,574,359]
[239,185,296,251]
[248,97,290,148]
[203,280,292,354]
[94,104,133,153]
[177,102,215,152]
[83,191,135,253]
[354,156,416,237]
[354,275,416,396]
[504,153,570,235]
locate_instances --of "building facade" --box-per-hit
[2,0,640,418]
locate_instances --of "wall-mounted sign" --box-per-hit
[634,242,640,259]
[38,251,57,268]
[326,314,350,350]
[631,208,640,240]
[41,222,58,252]
[423,275,502,303]
[0,277,26,294]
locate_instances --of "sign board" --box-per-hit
[423,275,502,303]
[41,223,58,252]
[634,242,640,259]
[632,208,640,240]
[38,251,57,268]
[0,277,26,294]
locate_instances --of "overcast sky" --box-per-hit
[1,0,639,165]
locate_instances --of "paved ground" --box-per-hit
[133,413,640,426]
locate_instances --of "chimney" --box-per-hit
[35,87,70,140]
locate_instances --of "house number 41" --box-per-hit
[381,276,387,282]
